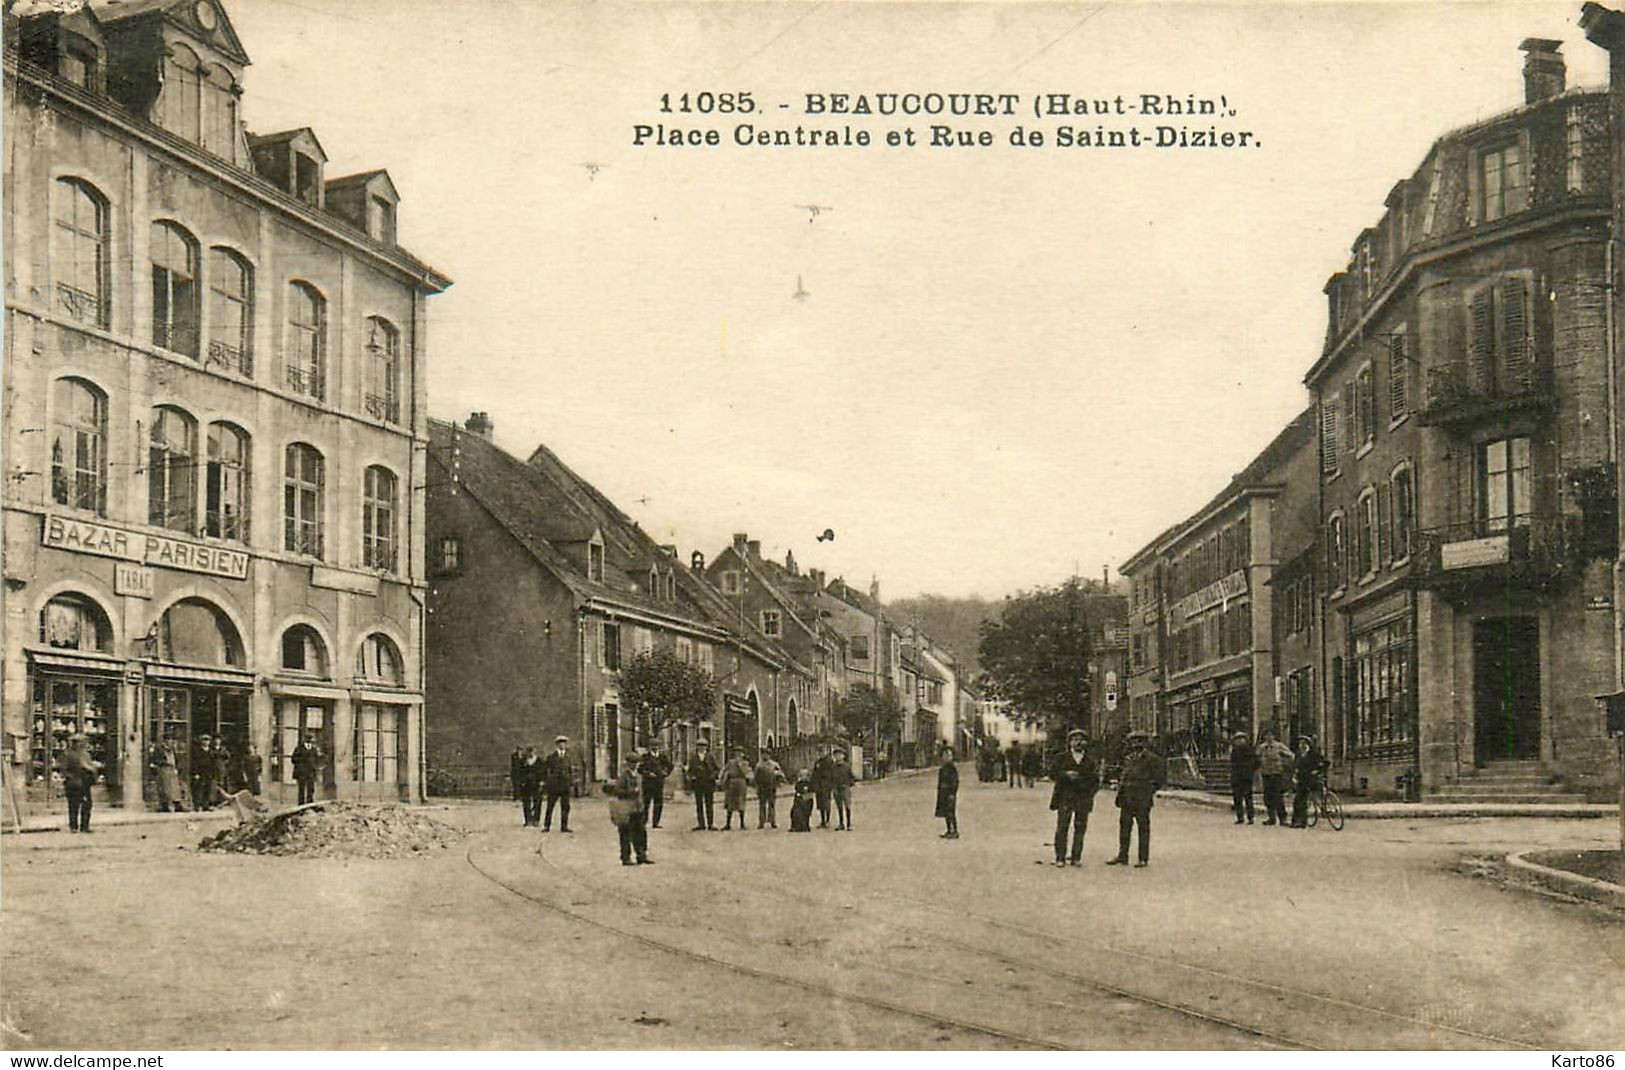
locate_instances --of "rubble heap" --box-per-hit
[198,801,465,859]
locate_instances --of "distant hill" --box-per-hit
[885,594,1001,676]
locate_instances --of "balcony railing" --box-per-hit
[1420,360,1552,427]
[206,339,254,378]
[364,392,400,424]
[1410,514,1577,589]
[286,365,326,401]
[56,283,104,327]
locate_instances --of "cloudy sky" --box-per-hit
[230,0,1609,600]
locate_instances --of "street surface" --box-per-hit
[2,774,1620,1050]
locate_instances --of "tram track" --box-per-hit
[466,834,1313,1050]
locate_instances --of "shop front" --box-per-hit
[25,647,124,807]
[143,668,254,804]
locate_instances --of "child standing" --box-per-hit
[788,769,814,832]
[935,745,960,839]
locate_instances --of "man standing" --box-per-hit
[1256,729,1294,826]
[292,732,322,806]
[1106,730,1164,868]
[516,745,544,826]
[57,734,101,833]
[1291,735,1327,828]
[754,753,784,829]
[685,739,718,830]
[149,738,181,812]
[541,735,574,833]
[830,749,855,830]
[1228,731,1259,825]
[239,740,264,797]
[638,739,674,829]
[609,763,651,865]
[1049,727,1099,867]
[1006,741,1021,788]
[190,733,213,811]
[811,746,836,828]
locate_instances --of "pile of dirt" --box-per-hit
[197,801,465,859]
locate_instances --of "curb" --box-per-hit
[1505,850,1625,908]
[1158,789,1619,820]
[2,809,238,835]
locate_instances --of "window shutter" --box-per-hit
[1388,333,1408,418]
[1469,286,1494,392]
[1377,483,1391,565]
[1343,382,1357,453]
[1500,275,1531,391]
[1319,398,1340,473]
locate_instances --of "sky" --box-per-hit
[227,0,1612,601]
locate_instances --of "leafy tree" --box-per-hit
[618,649,718,744]
[833,683,902,744]
[978,578,1095,731]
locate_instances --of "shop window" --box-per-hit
[280,625,329,677]
[205,422,250,541]
[207,248,253,376]
[1479,437,1533,534]
[148,405,198,532]
[50,378,107,514]
[273,700,326,785]
[362,465,398,572]
[357,633,404,687]
[283,443,324,557]
[354,704,401,783]
[286,282,326,400]
[151,221,200,357]
[31,676,117,787]
[53,178,108,327]
[39,594,112,652]
[1351,618,1414,752]
[158,598,244,666]
[363,317,400,423]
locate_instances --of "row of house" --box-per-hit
[1120,35,1625,802]
[422,414,983,782]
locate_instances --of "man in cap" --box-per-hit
[638,738,675,829]
[541,735,574,832]
[1106,730,1164,868]
[190,733,214,811]
[291,731,323,806]
[753,752,784,829]
[516,745,544,826]
[685,738,719,830]
[811,745,837,828]
[1228,730,1259,825]
[57,733,102,833]
[1256,728,1294,826]
[1048,726,1100,867]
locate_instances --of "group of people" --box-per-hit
[1225,729,1330,828]
[147,733,270,813]
[509,736,579,832]
[974,741,1043,786]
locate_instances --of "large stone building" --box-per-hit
[3,0,449,813]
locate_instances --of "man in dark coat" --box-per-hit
[1228,731,1259,825]
[934,744,960,838]
[57,734,101,833]
[753,755,784,829]
[190,734,214,811]
[811,746,836,828]
[509,747,526,805]
[685,739,718,830]
[638,740,674,828]
[1291,735,1328,828]
[1106,731,1164,867]
[541,735,574,832]
[1049,727,1099,866]
[516,746,544,826]
[1006,740,1021,788]
[291,732,322,806]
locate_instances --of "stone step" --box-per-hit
[1476,761,1546,772]
[1446,776,1554,788]
[1426,791,1589,804]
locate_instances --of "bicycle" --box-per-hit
[1303,778,1344,831]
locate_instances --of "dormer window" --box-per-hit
[648,566,660,597]
[588,539,605,583]
[60,39,97,91]
[1480,140,1529,223]
[295,154,321,205]
[370,196,397,245]
[664,571,676,602]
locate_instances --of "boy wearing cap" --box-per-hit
[1049,727,1099,866]
[541,736,574,832]
[935,744,960,839]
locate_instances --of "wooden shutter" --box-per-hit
[1469,286,1495,392]
[1377,483,1391,566]
[1319,397,1339,473]
[1343,382,1356,453]
[1388,333,1408,418]
[1500,275,1531,391]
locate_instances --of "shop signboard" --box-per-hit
[114,562,154,598]
[41,515,249,581]
[1173,570,1248,620]
[1440,535,1509,570]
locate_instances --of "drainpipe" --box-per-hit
[1609,236,1625,694]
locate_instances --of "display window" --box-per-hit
[30,674,118,789]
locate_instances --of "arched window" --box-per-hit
[205,422,249,541]
[207,248,252,376]
[286,282,325,400]
[50,378,107,514]
[160,44,201,142]
[284,443,324,558]
[1390,463,1416,564]
[202,65,237,161]
[39,593,112,652]
[362,466,398,572]
[363,317,399,423]
[356,633,404,687]
[53,178,107,327]
[148,406,198,531]
[151,221,200,357]
[158,598,243,666]
[280,624,329,676]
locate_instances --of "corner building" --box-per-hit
[3,0,450,813]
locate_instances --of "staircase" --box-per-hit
[1195,758,1231,793]
[1427,760,1587,804]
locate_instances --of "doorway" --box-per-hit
[1473,617,1541,763]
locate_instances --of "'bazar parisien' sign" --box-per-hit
[41,514,250,581]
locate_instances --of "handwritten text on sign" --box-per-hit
[42,515,250,581]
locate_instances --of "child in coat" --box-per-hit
[788,770,814,832]
[935,745,960,839]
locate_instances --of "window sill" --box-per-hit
[1390,554,1411,569]
[1388,413,1410,431]
[1328,585,1347,601]
[1325,470,1342,484]
[1356,441,1375,462]
[1357,571,1379,587]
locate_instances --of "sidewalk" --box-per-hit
[1159,787,1620,820]
[3,807,239,835]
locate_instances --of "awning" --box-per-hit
[268,679,349,701]
[144,661,256,689]
[24,646,125,677]
[354,688,423,706]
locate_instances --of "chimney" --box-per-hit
[465,412,494,441]
[869,575,881,603]
[690,550,706,573]
[1521,38,1565,103]
[785,549,798,576]
[732,533,748,553]
[747,540,761,559]
[809,568,825,589]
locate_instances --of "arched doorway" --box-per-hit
[28,592,121,799]
[145,597,253,808]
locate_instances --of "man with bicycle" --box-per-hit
[1290,734,1329,829]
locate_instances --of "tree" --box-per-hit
[617,649,718,744]
[833,683,902,744]
[978,578,1095,731]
